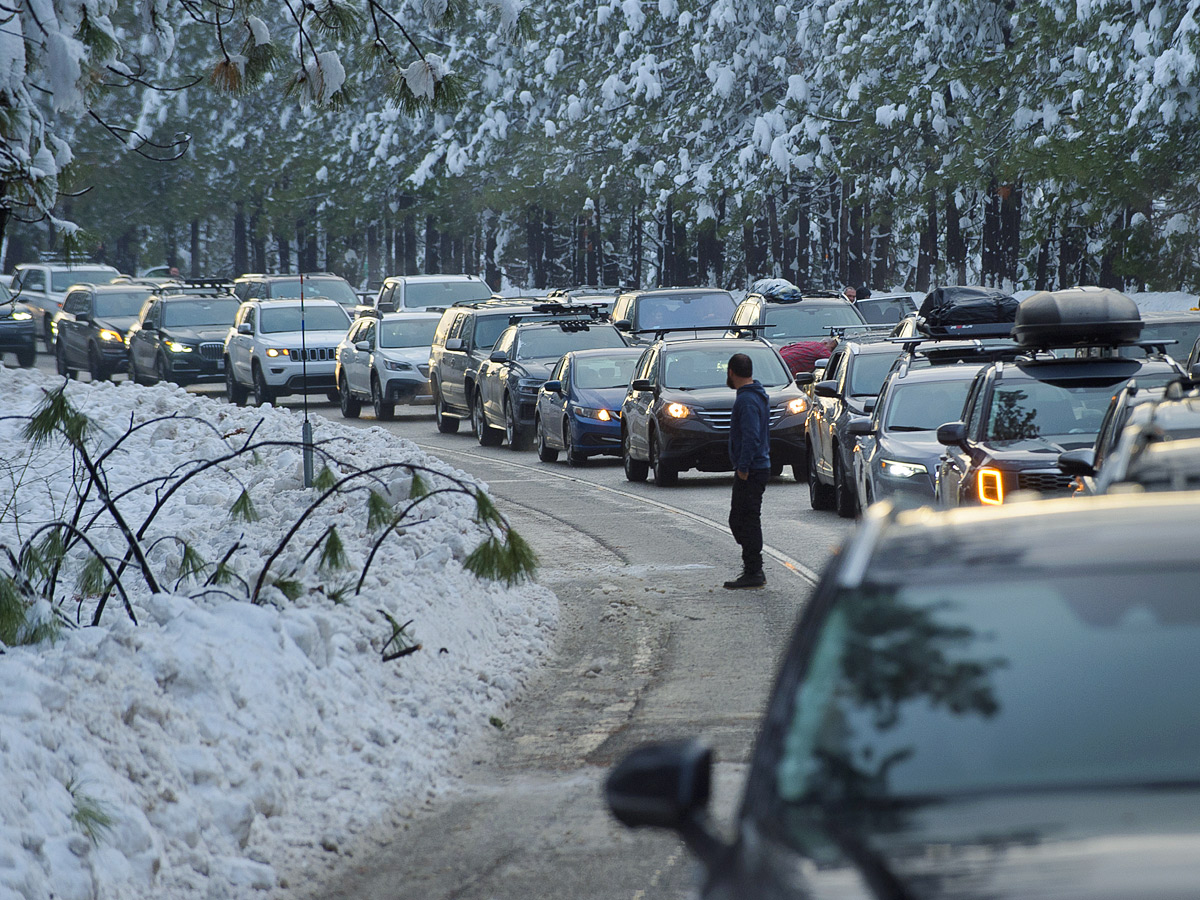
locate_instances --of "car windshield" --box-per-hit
[162,298,240,327]
[270,278,358,307]
[474,312,561,351]
[516,326,625,360]
[259,306,349,333]
[986,377,1166,441]
[884,379,974,431]
[379,317,439,348]
[633,292,735,331]
[51,269,117,292]
[773,567,1200,810]
[855,297,917,325]
[662,345,791,389]
[848,349,902,395]
[1119,321,1200,360]
[762,304,866,343]
[95,291,152,318]
[405,280,493,308]
[573,355,638,389]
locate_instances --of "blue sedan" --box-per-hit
[535,348,643,465]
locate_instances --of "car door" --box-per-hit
[59,290,91,363]
[541,355,569,448]
[623,348,657,457]
[483,328,516,424]
[442,311,470,410]
[351,319,375,395]
[132,298,161,373]
[811,349,846,479]
[228,304,256,384]
[338,318,363,392]
[939,372,987,506]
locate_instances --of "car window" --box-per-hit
[64,291,89,315]
[474,315,515,353]
[259,305,350,333]
[574,354,638,389]
[244,306,256,331]
[965,374,987,436]
[848,350,902,396]
[761,304,866,343]
[493,326,517,356]
[162,298,240,327]
[823,351,846,384]
[771,568,1200,818]
[23,270,46,292]
[404,280,492,308]
[377,285,395,310]
[632,291,735,332]
[550,357,567,381]
[634,348,655,382]
[378,317,438,349]
[883,378,975,432]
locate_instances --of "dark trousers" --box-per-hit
[729,470,769,574]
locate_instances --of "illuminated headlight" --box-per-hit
[383,360,413,372]
[785,397,807,416]
[665,402,690,419]
[573,406,612,421]
[164,340,194,353]
[11,311,31,321]
[265,348,289,358]
[880,459,927,479]
[99,329,124,343]
[977,467,1005,505]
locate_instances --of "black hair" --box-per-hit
[728,352,753,378]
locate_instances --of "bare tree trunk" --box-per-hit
[425,216,440,274]
[917,189,937,292]
[190,219,201,277]
[276,232,290,274]
[234,202,249,276]
[945,188,967,284]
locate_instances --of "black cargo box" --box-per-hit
[917,286,1019,336]
[1012,288,1142,348]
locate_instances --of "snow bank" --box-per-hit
[0,368,556,899]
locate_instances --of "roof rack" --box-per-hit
[157,278,235,296]
[509,303,607,325]
[636,324,765,341]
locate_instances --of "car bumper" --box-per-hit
[0,323,36,351]
[568,416,623,456]
[871,470,936,505]
[162,351,226,383]
[657,418,806,473]
[264,359,337,394]
[385,374,433,404]
[97,343,129,372]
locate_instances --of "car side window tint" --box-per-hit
[26,270,46,292]
[965,375,988,436]
[363,321,376,347]
[494,327,516,355]
[560,358,571,385]
[245,306,257,331]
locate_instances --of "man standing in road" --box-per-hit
[725,352,771,589]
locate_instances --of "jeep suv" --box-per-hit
[232,273,358,309]
[10,262,120,347]
[53,282,156,380]
[223,297,351,405]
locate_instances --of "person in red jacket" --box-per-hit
[780,336,838,377]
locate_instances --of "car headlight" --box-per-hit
[977,467,1005,505]
[880,459,927,479]
[665,402,690,419]
[517,379,543,395]
[573,406,613,421]
[99,329,123,343]
[383,360,414,371]
[11,311,31,321]
[785,397,807,416]
[164,340,194,353]
[265,348,289,358]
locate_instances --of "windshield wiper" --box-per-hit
[886,426,929,432]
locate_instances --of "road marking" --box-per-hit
[425,444,821,585]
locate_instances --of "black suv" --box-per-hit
[936,288,1184,507]
[53,283,156,380]
[473,312,627,449]
[611,287,736,343]
[805,338,904,515]
[0,281,36,367]
[232,273,358,309]
[126,282,241,386]
[620,335,807,485]
[730,283,866,347]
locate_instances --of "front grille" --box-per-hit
[199,342,223,360]
[287,347,335,362]
[692,406,787,431]
[1016,470,1074,495]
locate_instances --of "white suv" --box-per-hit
[367,274,493,314]
[10,262,120,347]
[223,297,351,406]
[334,310,441,420]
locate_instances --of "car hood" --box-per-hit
[875,431,944,467]
[97,316,138,334]
[738,790,1200,900]
[165,326,231,342]
[0,302,33,320]
[573,385,629,410]
[979,434,1096,460]
[514,360,554,380]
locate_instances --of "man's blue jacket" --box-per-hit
[729,380,771,472]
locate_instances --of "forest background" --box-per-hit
[4,0,1200,295]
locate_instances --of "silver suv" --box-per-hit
[10,262,120,347]
[368,274,493,314]
[223,297,351,405]
[334,310,440,420]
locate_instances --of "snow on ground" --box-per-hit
[0,366,557,899]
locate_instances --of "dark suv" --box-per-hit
[53,283,155,380]
[937,288,1184,507]
[473,313,627,449]
[611,287,735,343]
[125,283,241,386]
[730,284,866,347]
[620,336,807,485]
[232,273,358,310]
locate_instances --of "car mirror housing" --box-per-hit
[354,340,370,352]
[814,379,840,398]
[862,397,877,413]
[1057,447,1097,477]
[237,322,252,335]
[794,372,814,386]
[377,301,396,313]
[1190,361,1200,380]
[847,416,873,436]
[614,319,632,331]
[542,379,562,394]
[630,378,653,392]
[936,421,968,448]
[444,338,464,351]
[489,349,509,363]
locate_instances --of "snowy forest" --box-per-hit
[4,0,1200,293]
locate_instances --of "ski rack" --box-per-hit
[636,324,767,341]
[157,278,236,296]
[510,302,610,324]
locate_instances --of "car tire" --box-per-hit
[252,362,275,406]
[225,359,248,405]
[339,373,361,418]
[88,345,109,382]
[623,429,649,482]
[650,431,678,486]
[474,390,502,447]
[372,376,395,421]
[505,394,531,450]
[156,354,174,385]
[808,442,835,511]
[43,318,54,350]
[433,382,459,434]
[536,415,559,462]
[326,389,341,404]
[16,345,35,368]
[834,450,856,519]
[791,453,806,483]
[564,421,587,467]
[55,340,74,379]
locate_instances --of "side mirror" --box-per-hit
[1190,361,1200,380]
[354,340,370,352]
[814,379,839,398]
[936,421,968,448]
[489,349,509,363]
[605,739,712,832]
[813,357,830,370]
[1057,447,1097,478]
[444,337,464,351]
[614,319,632,331]
[237,322,252,335]
[630,378,653,392]
[377,301,396,313]
[542,380,562,394]
[793,372,814,386]
[847,416,873,436]
[862,397,877,413]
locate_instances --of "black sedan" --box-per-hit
[607,492,1200,899]
[620,337,807,485]
[127,293,241,386]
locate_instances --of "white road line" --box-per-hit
[426,444,821,585]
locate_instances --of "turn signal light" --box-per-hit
[977,467,1005,505]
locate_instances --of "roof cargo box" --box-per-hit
[917,285,1019,336]
[1013,287,1142,348]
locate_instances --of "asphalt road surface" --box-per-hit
[30,357,856,898]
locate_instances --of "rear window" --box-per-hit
[762,304,865,343]
[405,280,492,308]
[1119,321,1200,360]
[269,278,357,307]
[51,269,118,292]
[847,349,901,396]
[515,326,625,360]
[95,290,152,318]
[633,292,735,331]
[856,297,917,325]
